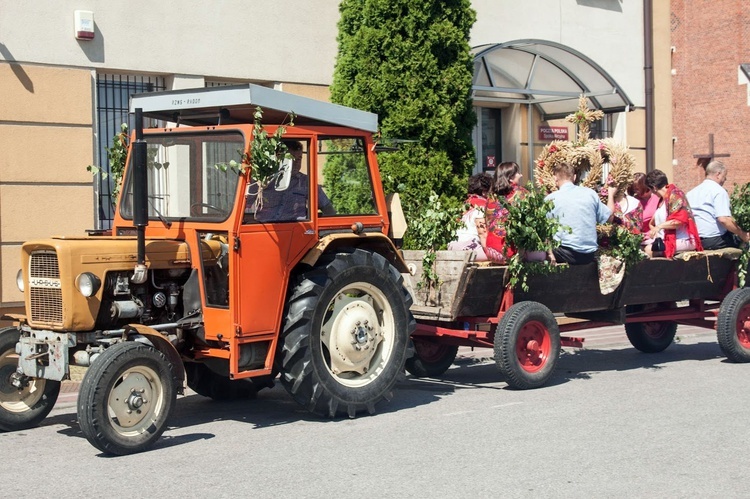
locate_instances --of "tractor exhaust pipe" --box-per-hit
[131,107,148,284]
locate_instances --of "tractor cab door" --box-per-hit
[233,138,319,377]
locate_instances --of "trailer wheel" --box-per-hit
[78,342,176,455]
[495,301,560,389]
[405,339,458,378]
[0,327,60,431]
[717,288,750,362]
[280,249,414,418]
[625,320,677,353]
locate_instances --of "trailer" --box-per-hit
[402,249,750,388]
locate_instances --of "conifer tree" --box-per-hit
[331,0,476,248]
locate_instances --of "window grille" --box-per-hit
[95,73,166,229]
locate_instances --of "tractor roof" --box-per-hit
[129,83,378,132]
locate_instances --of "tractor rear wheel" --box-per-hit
[717,288,750,362]
[405,339,458,378]
[0,327,60,431]
[78,342,176,455]
[279,249,414,418]
[495,301,560,389]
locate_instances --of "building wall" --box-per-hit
[671,0,750,190]
[471,0,645,107]
[0,63,94,310]
[0,0,654,314]
[0,1,341,85]
[653,0,674,179]
[471,0,651,177]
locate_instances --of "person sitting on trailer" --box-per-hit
[447,172,494,261]
[630,172,660,235]
[483,161,528,263]
[644,169,702,258]
[545,162,612,265]
[686,160,750,250]
[607,179,643,235]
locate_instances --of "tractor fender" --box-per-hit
[300,232,409,273]
[125,323,185,394]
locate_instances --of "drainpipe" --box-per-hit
[644,0,655,172]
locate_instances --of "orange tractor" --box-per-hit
[0,84,414,454]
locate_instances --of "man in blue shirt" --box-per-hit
[686,160,749,249]
[545,162,612,264]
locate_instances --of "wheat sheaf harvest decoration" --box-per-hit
[534,95,636,200]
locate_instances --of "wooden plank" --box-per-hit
[616,255,735,307]
[402,250,473,317]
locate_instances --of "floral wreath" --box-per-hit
[534,96,635,201]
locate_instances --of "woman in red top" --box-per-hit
[483,162,528,263]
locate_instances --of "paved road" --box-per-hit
[2,325,748,498]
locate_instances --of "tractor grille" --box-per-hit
[29,251,63,325]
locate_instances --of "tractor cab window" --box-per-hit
[243,140,315,223]
[120,131,245,222]
[319,137,377,216]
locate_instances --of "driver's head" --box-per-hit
[284,140,304,173]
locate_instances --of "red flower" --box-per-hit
[549,145,558,153]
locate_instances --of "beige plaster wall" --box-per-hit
[0,63,93,306]
[277,83,331,102]
[652,0,674,178]
[625,109,650,175]
[0,64,91,124]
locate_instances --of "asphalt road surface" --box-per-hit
[1,326,748,498]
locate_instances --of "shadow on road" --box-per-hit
[400,339,726,390]
[38,340,725,453]
[42,375,448,452]
[553,339,724,384]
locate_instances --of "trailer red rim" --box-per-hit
[735,303,750,349]
[515,320,551,373]
[643,321,669,338]
[413,339,451,363]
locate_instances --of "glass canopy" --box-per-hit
[472,39,634,119]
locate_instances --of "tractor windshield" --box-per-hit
[119,131,245,222]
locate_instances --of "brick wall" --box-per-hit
[671,0,750,193]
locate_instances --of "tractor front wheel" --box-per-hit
[77,342,176,455]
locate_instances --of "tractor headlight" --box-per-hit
[75,272,101,297]
[16,269,24,292]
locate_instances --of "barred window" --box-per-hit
[95,74,166,229]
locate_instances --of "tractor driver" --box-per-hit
[245,140,335,222]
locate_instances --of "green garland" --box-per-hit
[731,183,750,287]
[597,224,646,270]
[502,184,568,291]
[408,192,463,290]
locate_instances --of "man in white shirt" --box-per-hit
[686,160,749,250]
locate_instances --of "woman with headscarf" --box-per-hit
[644,169,702,258]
